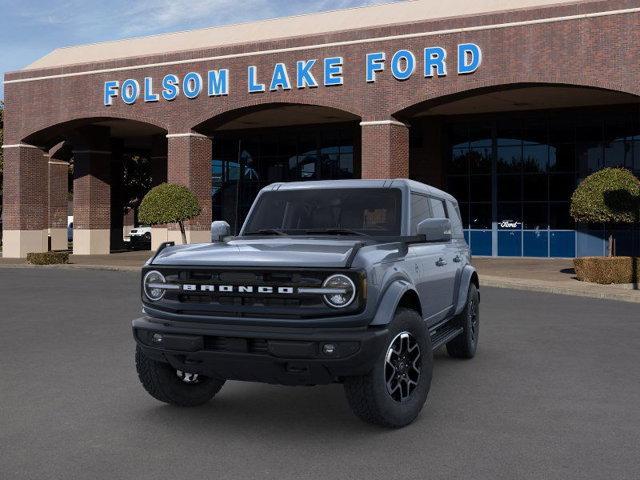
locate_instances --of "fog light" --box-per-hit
[152,333,163,343]
[322,343,336,355]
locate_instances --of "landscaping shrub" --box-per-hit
[27,251,70,265]
[138,183,202,244]
[570,168,640,256]
[573,256,640,284]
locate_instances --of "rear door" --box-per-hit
[427,197,458,318]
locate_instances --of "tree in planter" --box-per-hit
[138,183,202,244]
[570,168,640,256]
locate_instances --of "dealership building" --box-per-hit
[3,0,640,258]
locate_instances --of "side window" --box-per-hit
[446,200,464,238]
[410,193,430,234]
[429,197,447,219]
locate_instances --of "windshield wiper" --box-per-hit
[244,228,288,236]
[303,228,369,237]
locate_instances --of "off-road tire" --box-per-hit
[446,283,479,359]
[135,346,225,407]
[343,308,433,428]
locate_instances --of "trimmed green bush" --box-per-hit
[138,183,202,244]
[574,256,639,284]
[570,168,640,256]
[27,251,70,265]
[570,168,640,224]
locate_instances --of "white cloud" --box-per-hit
[12,0,400,40]
[0,0,400,98]
[118,0,399,36]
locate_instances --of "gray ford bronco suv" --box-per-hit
[133,179,479,427]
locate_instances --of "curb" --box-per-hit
[481,275,640,304]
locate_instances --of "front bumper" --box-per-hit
[132,316,389,386]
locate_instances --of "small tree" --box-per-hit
[138,183,202,244]
[570,168,640,256]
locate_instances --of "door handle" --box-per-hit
[435,258,447,267]
[453,255,462,263]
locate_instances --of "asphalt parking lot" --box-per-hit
[1,268,639,480]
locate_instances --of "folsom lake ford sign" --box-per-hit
[103,43,482,106]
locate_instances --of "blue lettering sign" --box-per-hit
[183,72,203,99]
[324,57,343,86]
[458,43,482,74]
[101,45,483,105]
[144,77,159,102]
[104,80,119,106]
[424,47,447,77]
[121,79,140,104]
[296,60,318,89]
[248,66,265,93]
[161,74,179,101]
[208,69,229,96]
[366,52,385,83]
[391,50,415,81]
[270,63,292,91]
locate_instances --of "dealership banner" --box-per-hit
[103,43,482,106]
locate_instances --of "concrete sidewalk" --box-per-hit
[0,250,149,272]
[473,257,640,303]
[1,251,639,303]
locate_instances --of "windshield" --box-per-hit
[243,188,402,236]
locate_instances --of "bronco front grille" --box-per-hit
[143,267,364,319]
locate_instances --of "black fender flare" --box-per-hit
[454,265,480,315]
[370,279,421,326]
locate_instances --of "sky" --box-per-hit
[0,0,401,100]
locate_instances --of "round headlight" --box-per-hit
[143,270,166,301]
[322,274,356,309]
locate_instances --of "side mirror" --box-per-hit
[417,218,452,243]
[211,221,231,242]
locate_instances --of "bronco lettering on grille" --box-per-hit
[182,284,295,294]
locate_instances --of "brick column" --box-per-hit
[72,127,112,255]
[360,120,409,179]
[48,159,69,251]
[166,132,212,244]
[1,144,49,258]
[150,134,169,250]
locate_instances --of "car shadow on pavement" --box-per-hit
[134,352,455,436]
[137,383,383,434]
